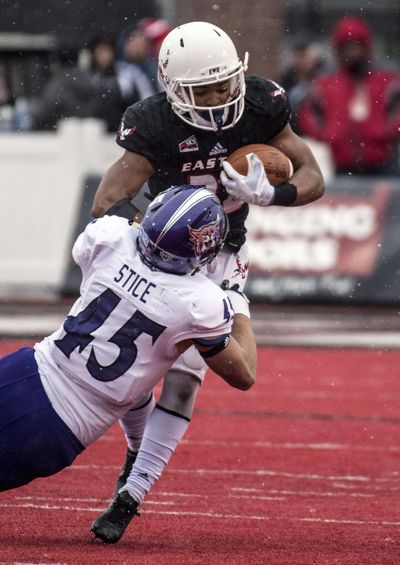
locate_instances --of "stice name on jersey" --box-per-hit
[114,263,157,303]
[181,156,227,173]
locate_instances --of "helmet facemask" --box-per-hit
[161,55,248,131]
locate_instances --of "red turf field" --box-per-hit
[0,341,399,564]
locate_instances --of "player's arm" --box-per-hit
[194,314,257,391]
[221,123,325,208]
[188,286,257,392]
[91,150,155,218]
[268,123,325,205]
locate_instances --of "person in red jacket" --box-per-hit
[299,16,400,175]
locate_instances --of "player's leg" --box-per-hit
[94,370,200,543]
[91,247,250,543]
[114,391,156,493]
[0,348,84,491]
[111,340,204,493]
[91,365,202,543]
[120,247,250,502]
[122,366,201,494]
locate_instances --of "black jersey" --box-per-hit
[116,76,291,251]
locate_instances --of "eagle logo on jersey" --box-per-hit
[189,219,222,257]
[118,120,137,141]
[268,81,287,100]
[233,254,249,280]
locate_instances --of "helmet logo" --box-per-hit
[160,49,170,69]
[189,219,222,257]
[158,65,170,86]
[209,66,221,74]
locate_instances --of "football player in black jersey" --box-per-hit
[91,21,324,536]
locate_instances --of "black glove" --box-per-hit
[221,280,250,318]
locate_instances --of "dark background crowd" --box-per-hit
[0,12,171,133]
[1,0,400,176]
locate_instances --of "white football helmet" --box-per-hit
[158,21,249,131]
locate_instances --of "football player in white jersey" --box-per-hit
[0,186,256,540]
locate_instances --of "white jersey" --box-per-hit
[35,216,233,446]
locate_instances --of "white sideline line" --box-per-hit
[182,440,400,453]
[0,502,399,527]
[95,436,400,454]
[16,493,284,504]
[15,495,174,506]
[3,315,400,349]
[0,563,68,565]
[171,468,372,482]
[169,469,390,483]
[160,489,377,498]
[255,331,400,348]
[13,488,373,505]
[0,502,103,512]
[16,495,104,503]
[70,464,372,482]
[16,492,204,502]
[0,315,63,335]
[231,495,287,501]
[68,465,400,489]
[230,489,373,499]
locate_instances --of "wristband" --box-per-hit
[198,337,230,358]
[271,182,297,206]
[105,198,141,220]
[225,289,251,318]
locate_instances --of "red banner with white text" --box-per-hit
[245,177,400,304]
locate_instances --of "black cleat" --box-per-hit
[114,448,137,494]
[91,491,139,544]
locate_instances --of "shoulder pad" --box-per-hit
[245,75,289,114]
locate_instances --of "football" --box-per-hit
[226,143,294,186]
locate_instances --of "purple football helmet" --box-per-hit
[137,185,228,275]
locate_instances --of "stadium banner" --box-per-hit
[245,176,400,305]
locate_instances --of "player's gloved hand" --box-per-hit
[220,153,275,206]
[221,281,251,318]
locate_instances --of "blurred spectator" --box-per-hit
[30,44,96,130]
[88,34,130,133]
[138,17,171,63]
[0,63,10,106]
[299,16,400,175]
[0,63,13,131]
[279,34,325,135]
[116,24,158,99]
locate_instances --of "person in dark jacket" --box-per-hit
[30,45,96,130]
[88,35,133,133]
[279,33,325,135]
